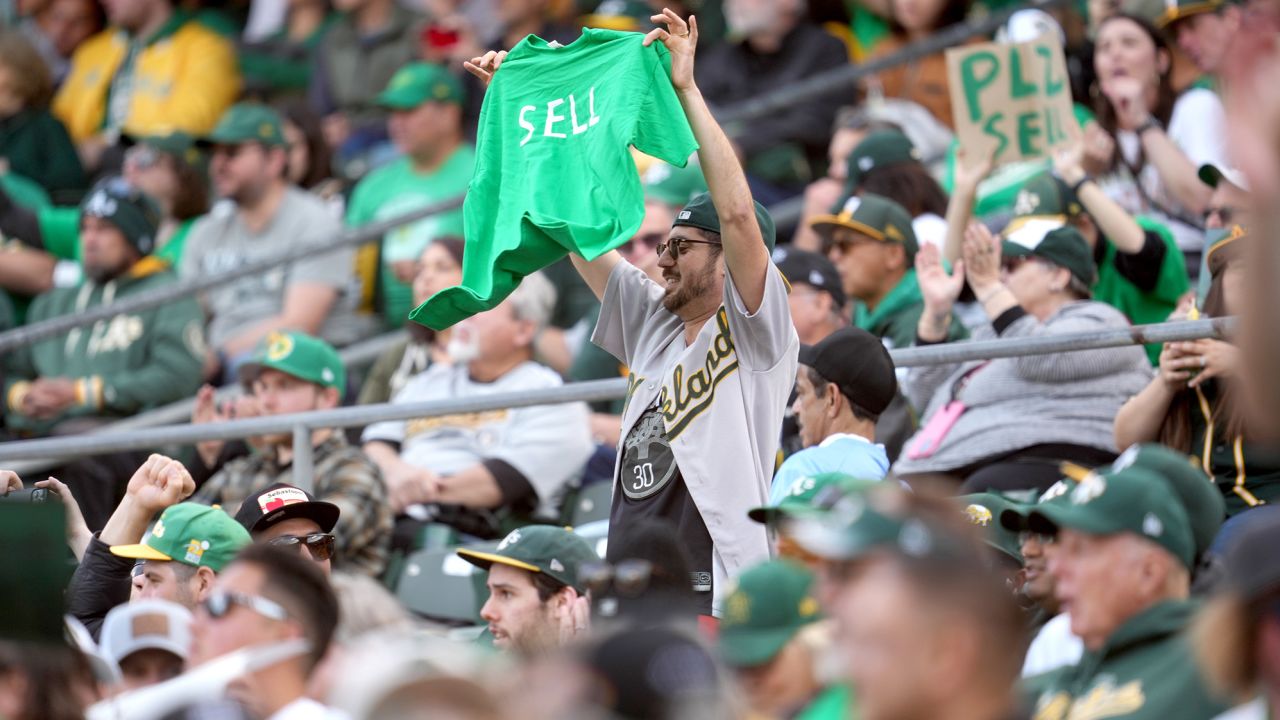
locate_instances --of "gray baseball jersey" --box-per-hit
[593,260,798,614]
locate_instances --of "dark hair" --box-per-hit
[805,365,880,423]
[432,236,466,267]
[166,153,210,222]
[1092,14,1177,173]
[890,0,970,34]
[0,31,53,109]
[0,641,95,720]
[275,97,333,189]
[233,543,339,669]
[531,570,569,603]
[858,163,950,218]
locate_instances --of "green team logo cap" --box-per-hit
[642,161,709,208]
[377,62,466,110]
[810,192,919,262]
[958,492,1026,564]
[999,477,1078,533]
[1154,0,1226,28]
[719,560,821,667]
[1008,172,1083,224]
[1002,225,1097,287]
[748,472,879,525]
[110,502,251,572]
[457,526,600,592]
[1026,465,1196,569]
[238,331,346,395]
[674,192,777,251]
[200,103,287,148]
[844,129,921,190]
[80,176,162,257]
[786,488,968,563]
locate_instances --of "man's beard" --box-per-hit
[84,259,132,285]
[661,260,717,314]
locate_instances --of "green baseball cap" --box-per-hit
[376,62,465,109]
[457,525,600,593]
[642,161,709,208]
[201,103,287,148]
[110,502,252,573]
[1197,163,1249,192]
[1002,225,1097,287]
[238,331,346,395]
[1100,444,1225,560]
[999,477,1078,533]
[844,130,921,190]
[959,493,1025,564]
[719,560,821,667]
[1026,466,1196,569]
[1155,0,1225,28]
[1009,172,1083,222]
[786,489,964,563]
[80,176,162,256]
[748,473,880,525]
[673,192,777,251]
[810,193,920,261]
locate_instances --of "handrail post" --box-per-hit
[292,424,314,493]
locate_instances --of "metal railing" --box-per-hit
[0,317,1234,491]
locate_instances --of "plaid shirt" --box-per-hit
[193,434,392,576]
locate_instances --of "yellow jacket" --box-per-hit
[53,15,241,142]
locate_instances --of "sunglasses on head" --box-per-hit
[202,591,289,621]
[655,236,721,260]
[267,532,335,561]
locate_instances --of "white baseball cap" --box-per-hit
[99,599,193,667]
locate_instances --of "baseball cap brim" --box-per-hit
[748,503,827,525]
[999,506,1033,533]
[808,214,887,242]
[456,549,542,575]
[1025,503,1118,538]
[109,543,174,562]
[1198,163,1249,192]
[720,625,802,668]
[251,500,340,535]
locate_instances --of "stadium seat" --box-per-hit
[394,540,497,625]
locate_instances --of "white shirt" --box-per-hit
[267,698,350,720]
[1022,612,1084,677]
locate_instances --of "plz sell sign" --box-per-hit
[946,36,1080,165]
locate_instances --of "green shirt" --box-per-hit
[1093,219,1189,365]
[796,683,857,720]
[853,268,968,350]
[347,146,474,327]
[0,110,86,200]
[412,28,699,330]
[1024,600,1229,720]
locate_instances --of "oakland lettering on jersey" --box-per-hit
[518,86,601,147]
[660,308,739,439]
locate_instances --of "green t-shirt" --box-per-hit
[1093,218,1189,365]
[347,146,474,327]
[853,268,968,350]
[796,683,856,720]
[412,28,699,330]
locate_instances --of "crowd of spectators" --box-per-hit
[2,0,1280,717]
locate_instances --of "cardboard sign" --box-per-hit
[946,36,1080,165]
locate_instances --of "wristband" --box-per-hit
[1135,117,1163,137]
[1069,175,1093,196]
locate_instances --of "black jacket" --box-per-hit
[67,534,134,641]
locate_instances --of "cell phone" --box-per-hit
[0,487,48,503]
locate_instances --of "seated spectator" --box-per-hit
[0,30,85,200]
[812,192,965,350]
[24,0,104,87]
[697,0,848,195]
[456,525,598,655]
[865,0,973,128]
[897,226,1151,493]
[192,331,393,577]
[52,0,240,173]
[362,273,593,532]
[773,248,847,346]
[771,327,895,504]
[1114,227,1275,515]
[839,130,951,250]
[180,104,366,382]
[1159,0,1239,81]
[949,146,1190,364]
[718,559,827,718]
[238,0,338,100]
[1089,13,1228,260]
[99,599,191,692]
[347,63,473,329]
[1021,462,1229,717]
[3,179,204,526]
[359,237,464,406]
[232,483,342,576]
[188,544,344,719]
[277,98,341,199]
[308,0,422,177]
[1199,163,1251,231]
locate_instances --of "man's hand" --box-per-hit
[642,9,698,92]
[384,460,442,514]
[915,244,965,313]
[556,592,592,645]
[126,454,196,516]
[463,50,508,88]
[35,477,92,561]
[193,385,229,467]
[0,470,20,496]
[23,378,78,419]
[1052,139,1088,186]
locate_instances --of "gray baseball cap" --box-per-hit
[99,599,193,666]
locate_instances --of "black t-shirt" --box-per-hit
[608,402,714,615]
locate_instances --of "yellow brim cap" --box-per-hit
[109,543,173,562]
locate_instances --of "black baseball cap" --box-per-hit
[799,327,897,416]
[773,248,846,309]
[233,483,340,535]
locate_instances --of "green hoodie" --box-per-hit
[853,268,968,351]
[1024,600,1229,720]
[4,258,206,436]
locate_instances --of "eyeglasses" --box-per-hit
[211,143,257,159]
[579,559,655,598]
[202,591,289,621]
[1017,531,1057,547]
[1001,255,1048,273]
[124,144,162,171]
[655,236,721,260]
[1204,206,1237,225]
[267,532,336,561]
[821,234,879,256]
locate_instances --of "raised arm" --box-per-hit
[645,10,771,312]
[943,149,994,263]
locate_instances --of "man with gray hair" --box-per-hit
[363,272,593,536]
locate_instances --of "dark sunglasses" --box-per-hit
[211,143,258,159]
[203,591,289,621]
[580,559,655,598]
[267,532,335,561]
[1001,255,1043,273]
[655,236,721,260]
